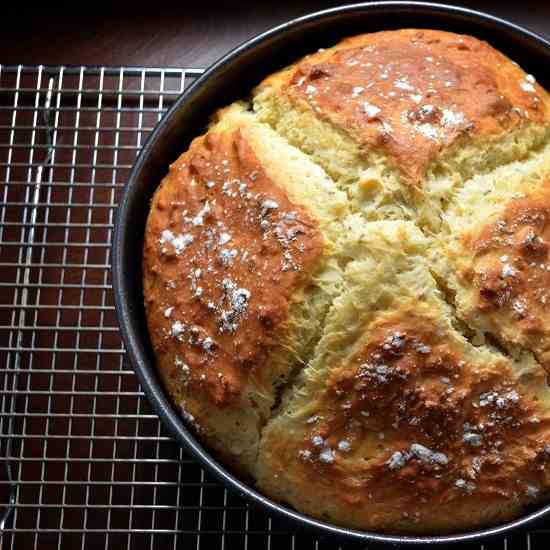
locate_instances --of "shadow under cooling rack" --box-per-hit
[0,64,550,550]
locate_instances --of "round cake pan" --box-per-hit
[113,2,550,545]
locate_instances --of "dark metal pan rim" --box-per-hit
[113,2,550,545]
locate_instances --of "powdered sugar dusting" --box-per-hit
[415,123,439,140]
[386,443,449,471]
[159,230,194,254]
[441,108,465,127]
[363,102,381,118]
[520,79,536,93]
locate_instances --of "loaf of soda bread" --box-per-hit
[143,29,550,534]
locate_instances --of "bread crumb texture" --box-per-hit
[143,30,550,534]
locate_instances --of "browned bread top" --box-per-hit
[143,129,323,408]
[142,106,346,473]
[262,29,549,182]
[258,306,550,533]
[454,180,550,368]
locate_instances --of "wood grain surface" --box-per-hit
[3,1,550,69]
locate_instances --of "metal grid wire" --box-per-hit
[0,64,548,550]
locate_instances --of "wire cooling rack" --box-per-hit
[0,64,549,550]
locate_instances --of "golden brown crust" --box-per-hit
[461,181,550,368]
[273,29,548,181]
[143,129,323,409]
[261,314,550,532]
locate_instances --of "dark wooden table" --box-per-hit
[4,1,550,69]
